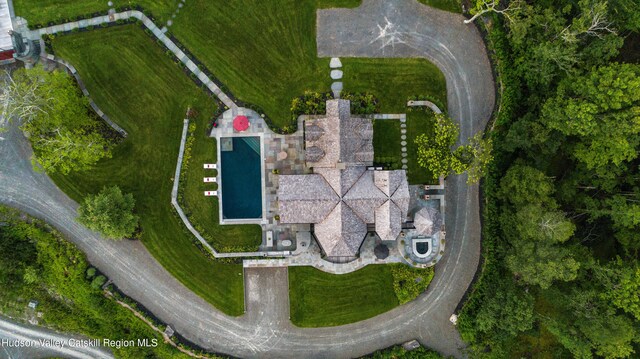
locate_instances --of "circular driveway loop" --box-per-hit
[0,1,494,358]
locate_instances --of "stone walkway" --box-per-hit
[17,10,237,110]
[408,100,442,114]
[330,57,343,98]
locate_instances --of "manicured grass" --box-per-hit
[181,125,262,252]
[49,25,245,316]
[373,120,402,169]
[341,58,447,113]
[169,0,330,130]
[169,1,447,129]
[406,110,437,184]
[14,0,178,25]
[289,264,436,327]
[418,0,462,13]
[289,266,398,327]
[15,0,448,131]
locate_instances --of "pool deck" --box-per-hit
[211,108,311,252]
[207,108,448,271]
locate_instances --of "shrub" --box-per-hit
[90,275,107,289]
[86,267,96,279]
[390,264,434,304]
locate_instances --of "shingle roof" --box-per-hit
[278,168,410,258]
[305,146,325,163]
[414,207,442,237]
[314,203,367,257]
[278,174,339,223]
[305,99,374,168]
[277,99,410,259]
[375,200,403,241]
[305,123,325,141]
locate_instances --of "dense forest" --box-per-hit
[459,0,640,357]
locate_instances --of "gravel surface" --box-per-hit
[0,1,494,358]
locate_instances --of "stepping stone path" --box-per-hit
[166,0,186,28]
[397,114,408,169]
[330,57,342,98]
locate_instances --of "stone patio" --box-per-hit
[211,107,312,252]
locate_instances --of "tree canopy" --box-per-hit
[78,186,139,239]
[0,66,113,174]
[415,113,492,183]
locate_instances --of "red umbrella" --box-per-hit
[233,115,249,132]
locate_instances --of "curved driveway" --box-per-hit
[0,1,494,358]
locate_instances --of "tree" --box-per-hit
[474,280,535,336]
[415,113,491,183]
[0,66,113,174]
[506,239,579,289]
[599,259,640,321]
[542,63,640,172]
[464,0,523,24]
[457,132,493,184]
[499,164,555,207]
[78,186,139,240]
[605,195,640,252]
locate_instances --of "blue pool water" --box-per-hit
[220,137,262,219]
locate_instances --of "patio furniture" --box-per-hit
[204,177,217,183]
[204,190,217,196]
[204,163,217,169]
[422,194,430,200]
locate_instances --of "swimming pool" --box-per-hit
[220,136,263,220]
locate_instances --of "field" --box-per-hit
[373,120,403,169]
[14,0,179,25]
[50,25,245,316]
[289,264,435,327]
[289,266,398,327]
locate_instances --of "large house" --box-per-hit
[278,99,410,262]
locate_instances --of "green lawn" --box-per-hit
[373,120,402,169]
[14,0,448,130]
[341,58,447,113]
[289,266,398,327]
[418,0,462,13]
[168,1,446,129]
[49,25,245,316]
[181,125,262,252]
[406,110,437,184]
[14,0,179,25]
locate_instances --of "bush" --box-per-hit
[85,267,96,279]
[390,264,434,304]
[90,275,107,289]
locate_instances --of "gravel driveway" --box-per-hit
[0,1,494,358]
